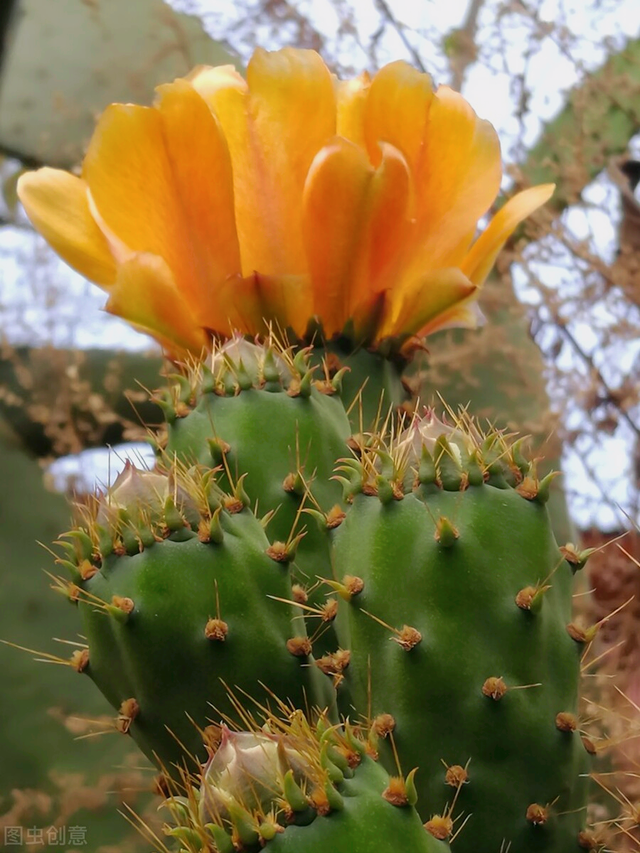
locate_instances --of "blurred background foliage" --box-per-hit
[0,0,639,850]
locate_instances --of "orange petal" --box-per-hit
[83,104,200,296]
[230,272,314,338]
[246,48,336,206]
[155,79,242,321]
[105,253,207,354]
[84,92,243,331]
[461,184,555,286]
[186,64,247,98]
[17,169,116,285]
[246,47,337,274]
[304,140,414,336]
[201,48,336,278]
[190,82,256,273]
[380,267,477,338]
[302,138,374,334]
[364,61,434,170]
[347,142,413,316]
[336,73,371,149]
[83,105,171,257]
[410,87,502,269]
[418,299,484,338]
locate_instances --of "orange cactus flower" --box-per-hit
[17,48,553,354]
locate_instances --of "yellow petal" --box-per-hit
[105,253,207,354]
[381,267,477,338]
[418,299,484,338]
[201,48,336,278]
[302,138,374,334]
[336,73,371,149]
[410,87,502,269]
[347,142,413,317]
[155,79,242,324]
[17,169,116,285]
[364,61,434,170]
[83,104,196,290]
[231,273,314,338]
[186,64,247,97]
[84,92,244,332]
[461,184,555,285]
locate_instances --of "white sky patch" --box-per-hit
[0,219,156,350]
[47,442,157,496]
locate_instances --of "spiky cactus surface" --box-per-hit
[162,339,350,587]
[162,712,449,853]
[64,462,335,768]
[325,415,593,852]
[51,342,600,852]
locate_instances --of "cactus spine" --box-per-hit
[161,710,449,853]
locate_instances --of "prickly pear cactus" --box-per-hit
[162,339,350,584]
[159,339,355,657]
[162,712,449,853]
[323,413,593,853]
[50,338,601,850]
[56,378,599,851]
[62,457,334,769]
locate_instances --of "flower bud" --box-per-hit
[199,727,314,824]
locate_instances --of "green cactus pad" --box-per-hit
[162,341,351,651]
[64,466,334,770]
[267,757,448,853]
[0,0,237,167]
[326,418,592,852]
[164,342,349,576]
[162,715,449,853]
[309,340,409,431]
